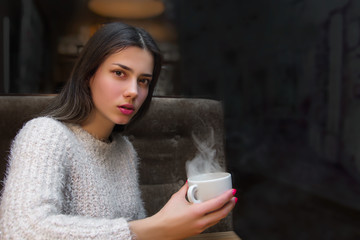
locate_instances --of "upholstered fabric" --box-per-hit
[0,95,232,232]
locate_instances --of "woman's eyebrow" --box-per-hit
[112,63,152,77]
[112,63,133,72]
[142,73,153,78]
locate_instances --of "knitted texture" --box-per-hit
[0,117,146,239]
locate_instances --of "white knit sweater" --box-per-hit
[0,117,146,239]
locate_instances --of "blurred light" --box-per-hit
[124,20,177,42]
[88,0,165,19]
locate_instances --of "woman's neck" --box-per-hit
[80,111,115,142]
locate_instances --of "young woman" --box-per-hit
[0,22,236,239]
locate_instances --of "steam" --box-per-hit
[186,128,224,178]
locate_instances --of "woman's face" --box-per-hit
[89,46,154,126]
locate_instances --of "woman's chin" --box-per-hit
[113,117,132,125]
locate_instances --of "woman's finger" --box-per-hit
[201,197,237,229]
[195,189,235,215]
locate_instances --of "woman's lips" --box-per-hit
[118,104,135,115]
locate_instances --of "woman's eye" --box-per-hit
[114,70,124,77]
[139,79,151,86]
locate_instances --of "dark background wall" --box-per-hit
[172,1,360,238]
[1,0,360,239]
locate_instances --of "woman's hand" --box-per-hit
[129,182,237,240]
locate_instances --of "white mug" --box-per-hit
[187,172,232,203]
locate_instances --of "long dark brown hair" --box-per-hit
[44,22,162,130]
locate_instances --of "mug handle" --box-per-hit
[187,184,201,203]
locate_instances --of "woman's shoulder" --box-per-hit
[22,116,68,132]
[25,116,61,125]
[8,117,74,160]
[16,117,72,142]
[113,134,138,158]
[113,133,133,148]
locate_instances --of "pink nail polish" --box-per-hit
[232,189,237,196]
[235,197,238,204]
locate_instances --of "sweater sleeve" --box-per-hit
[0,118,134,240]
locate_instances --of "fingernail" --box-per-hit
[235,197,238,204]
[232,189,237,196]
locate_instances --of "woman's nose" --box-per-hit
[123,79,138,98]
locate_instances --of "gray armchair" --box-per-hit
[0,95,232,233]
